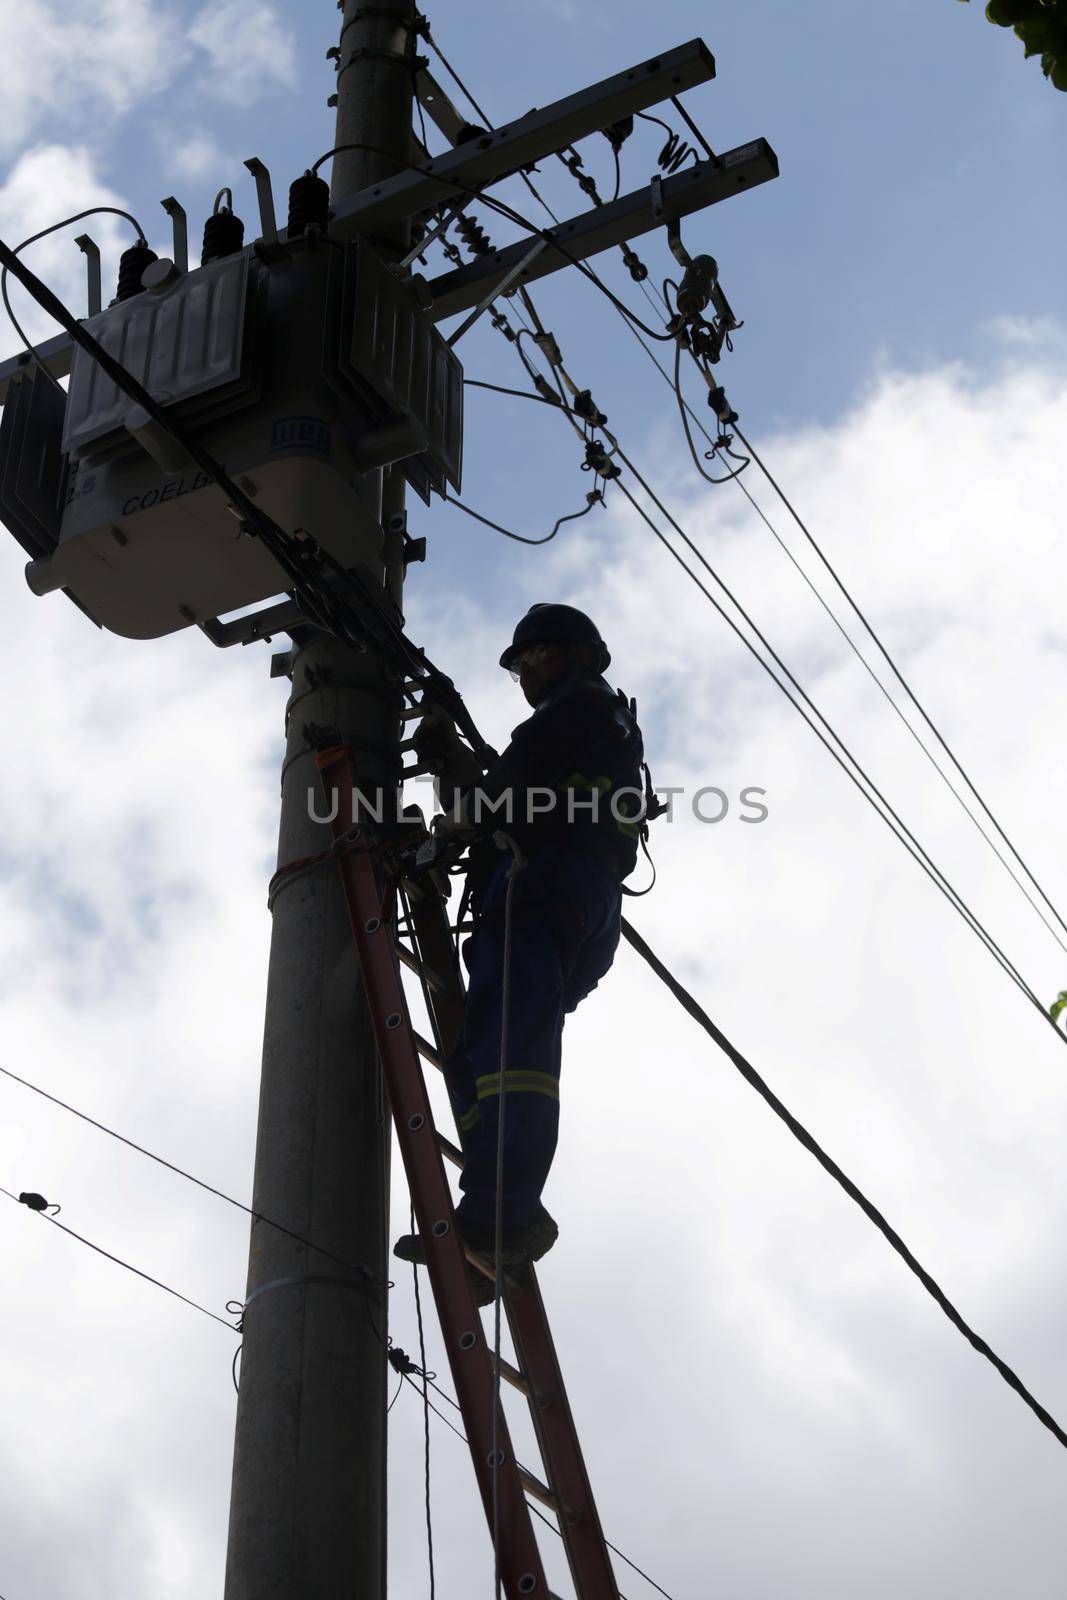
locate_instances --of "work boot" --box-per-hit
[392,1205,559,1269]
[392,1230,495,1307]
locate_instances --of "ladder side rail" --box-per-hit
[315,751,550,1600]
[403,852,622,1600]
[507,1269,622,1600]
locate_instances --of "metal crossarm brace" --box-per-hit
[328,38,715,236]
[426,140,779,320]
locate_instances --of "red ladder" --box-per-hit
[316,745,620,1600]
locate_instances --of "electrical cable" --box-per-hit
[464,376,562,407]
[1,206,146,386]
[0,1061,385,1289]
[444,488,602,546]
[671,336,749,485]
[512,242,1067,963]
[635,109,697,175]
[725,460,1067,958]
[474,334,1055,1029]
[617,919,1067,1454]
[0,1183,240,1333]
[504,97,1067,971]
[609,463,1056,1029]
[731,419,1067,952]
[486,303,1062,1039]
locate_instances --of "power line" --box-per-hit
[0,1062,384,1289]
[618,918,1067,1454]
[397,1372,668,1600]
[0,1183,239,1333]
[607,454,1059,1032]
[479,71,1067,971]
[469,335,1061,1041]
[733,418,1067,950]
[724,453,1067,958]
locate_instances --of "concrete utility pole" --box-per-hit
[224,4,415,1596]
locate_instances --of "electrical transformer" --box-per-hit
[0,231,463,640]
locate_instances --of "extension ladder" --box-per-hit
[315,744,620,1600]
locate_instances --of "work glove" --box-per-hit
[414,703,485,810]
[434,790,479,842]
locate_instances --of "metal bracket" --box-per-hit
[73,235,101,317]
[666,216,691,269]
[160,196,189,274]
[199,595,307,648]
[445,238,548,347]
[414,65,478,148]
[328,38,716,237]
[395,197,467,276]
[424,140,778,321]
[244,157,279,246]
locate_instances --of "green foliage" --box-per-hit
[958,0,1067,89]
[1050,991,1067,1028]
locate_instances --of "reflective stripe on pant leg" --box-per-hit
[475,1071,560,1103]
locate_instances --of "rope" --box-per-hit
[265,829,361,911]
[618,919,1067,1453]
[410,1202,436,1599]
[491,830,526,1600]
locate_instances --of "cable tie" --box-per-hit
[19,1190,59,1215]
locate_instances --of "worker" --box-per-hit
[394,604,648,1292]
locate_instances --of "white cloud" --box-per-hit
[162,131,226,182]
[0,0,186,154]
[187,0,297,106]
[2,339,1067,1594]
[0,144,142,358]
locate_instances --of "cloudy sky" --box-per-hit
[1,2,1066,1597]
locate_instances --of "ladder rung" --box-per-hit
[413,1032,444,1070]
[396,943,447,994]
[518,1466,578,1528]
[400,704,425,722]
[518,1464,577,1526]
[494,1352,532,1399]
[436,1131,464,1169]
[518,1465,557,1512]
[463,1246,525,1300]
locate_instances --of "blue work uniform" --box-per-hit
[447,667,645,1236]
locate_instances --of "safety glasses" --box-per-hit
[507,642,555,681]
